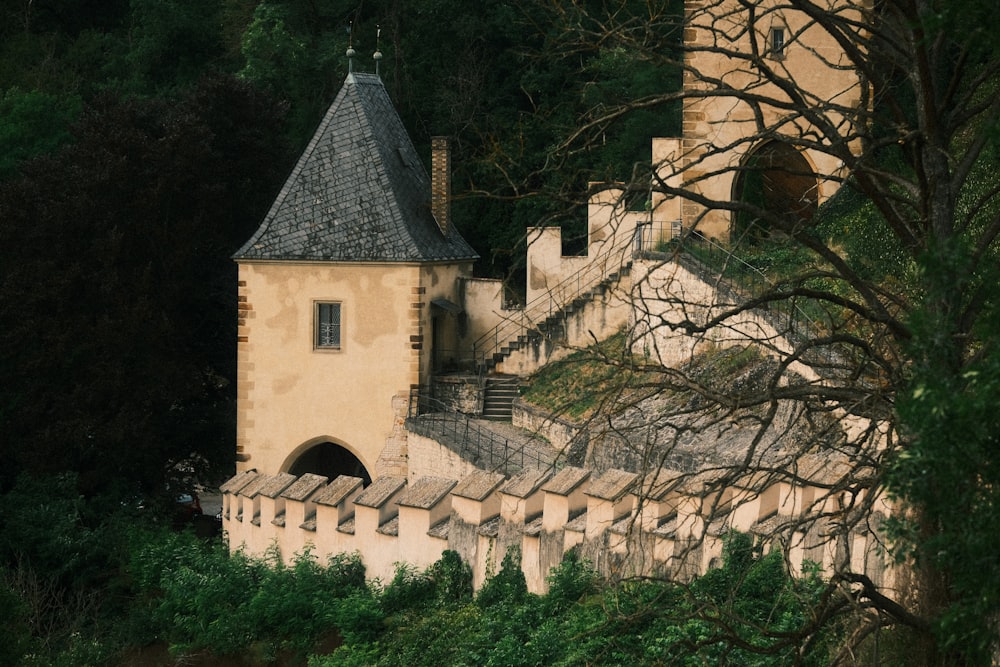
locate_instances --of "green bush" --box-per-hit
[0,473,141,665]
[130,531,371,659]
[426,549,473,606]
[375,541,833,666]
[0,578,33,666]
[476,547,528,608]
[543,550,598,614]
[124,535,839,666]
[378,563,437,615]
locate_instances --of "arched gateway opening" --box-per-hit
[285,441,372,486]
[732,141,819,242]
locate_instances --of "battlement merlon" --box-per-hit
[221,466,893,594]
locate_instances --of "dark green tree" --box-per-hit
[0,88,82,179]
[0,74,290,496]
[125,0,228,93]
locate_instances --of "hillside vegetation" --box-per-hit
[3,0,1000,664]
[1,472,849,666]
[522,332,765,421]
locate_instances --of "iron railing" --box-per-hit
[471,220,655,370]
[406,387,553,475]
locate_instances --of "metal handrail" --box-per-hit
[680,234,824,329]
[472,225,639,369]
[406,387,552,475]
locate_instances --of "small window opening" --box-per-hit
[316,302,342,349]
[769,27,786,59]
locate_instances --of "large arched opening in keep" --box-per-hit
[284,441,372,486]
[731,141,819,243]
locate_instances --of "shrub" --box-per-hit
[544,550,598,614]
[130,530,370,659]
[477,547,528,608]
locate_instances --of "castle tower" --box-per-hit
[664,0,865,241]
[233,71,477,482]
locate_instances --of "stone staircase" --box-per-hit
[481,375,520,421]
[477,262,632,374]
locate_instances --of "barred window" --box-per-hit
[315,302,342,349]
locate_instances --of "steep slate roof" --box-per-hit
[234,72,478,263]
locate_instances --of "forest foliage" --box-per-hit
[0,0,681,498]
[1,491,841,667]
[3,0,1000,664]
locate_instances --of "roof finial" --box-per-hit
[373,24,383,77]
[346,21,356,73]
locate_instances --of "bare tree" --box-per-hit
[512,0,1000,661]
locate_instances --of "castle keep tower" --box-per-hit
[233,72,477,482]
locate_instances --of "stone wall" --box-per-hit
[221,464,893,595]
[431,374,482,415]
[404,430,482,483]
[512,399,586,465]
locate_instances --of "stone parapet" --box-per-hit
[222,465,891,594]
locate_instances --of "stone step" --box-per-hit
[482,376,519,421]
[485,260,632,370]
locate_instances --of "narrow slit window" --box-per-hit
[769,27,786,59]
[316,302,342,349]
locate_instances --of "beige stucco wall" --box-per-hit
[525,186,646,308]
[675,0,864,239]
[459,277,504,331]
[496,273,633,376]
[650,138,684,229]
[222,463,894,594]
[459,277,514,367]
[236,260,469,479]
[525,227,589,308]
[420,262,474,373]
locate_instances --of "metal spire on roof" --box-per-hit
[373,25,383,77]
[346,21,356,73]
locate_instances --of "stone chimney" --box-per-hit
[431,136,451,235]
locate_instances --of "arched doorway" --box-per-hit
[285,441,372,486]
[732,141,819,242]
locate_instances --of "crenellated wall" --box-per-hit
[524,185,672,310]
[221,463,893,594]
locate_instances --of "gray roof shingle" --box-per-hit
[235,73,478,263]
